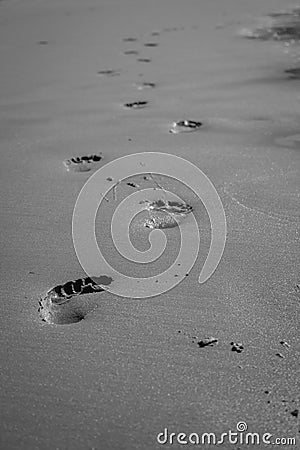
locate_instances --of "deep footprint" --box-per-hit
[39,276,113,325]
[135,82,156,90]
[169,120,202,134]
[97,70,120,77]
[63,154,102,172]
[141,199,193,229]
[124,101,148,109]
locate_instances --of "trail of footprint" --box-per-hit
[142,199,193,229]
[39,276,113,325]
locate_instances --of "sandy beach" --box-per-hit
[0,0,299,449]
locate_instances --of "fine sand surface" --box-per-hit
[0,0,299,449]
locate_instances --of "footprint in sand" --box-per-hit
[141,199,193,229]
[230,342,244,353]
[39,276,113,324]
[97,69,121,77]
[163,27,181,32]
[123,101,148,109]
[63,154,102,172]
[123,50,139,55]
[135,82,156,90]
[293,283,300,295]
[123,37,138,42]
[137,58,151,63]
[169,120,203,134]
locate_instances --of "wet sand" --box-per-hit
[0,0,299,449]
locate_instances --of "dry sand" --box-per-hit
[0,0,299,449]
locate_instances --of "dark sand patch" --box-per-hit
[123,37,138,42]
[135,81,156,90]
[123,50,139,55]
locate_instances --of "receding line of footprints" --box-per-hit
[42,26,205,323]
[42,21,300,324]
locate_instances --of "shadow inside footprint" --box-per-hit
[39,276,113,325]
